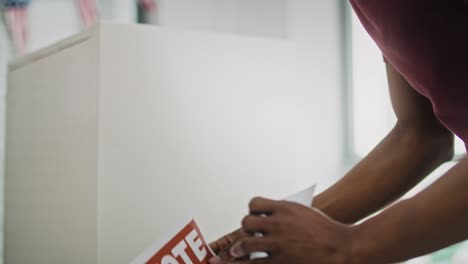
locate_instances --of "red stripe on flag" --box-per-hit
[139,0,156,12]
[20,8,28,52]
[86,0,98,25]
[76,0,98,28]
[5,7,28,54]
[77,0,87,27]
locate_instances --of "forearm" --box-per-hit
[313,123,453,224]
[351,158,468,263]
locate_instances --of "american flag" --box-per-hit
[2,0,30,55]
[75,0,99,28]
[76,0,156,28]
[138,0,156,12]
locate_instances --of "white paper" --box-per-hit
[251,184,316,259]
[285,184,316,206]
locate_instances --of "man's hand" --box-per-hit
[209,229,252,263]
[211,197,355,264]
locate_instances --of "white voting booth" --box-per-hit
[5,23,316,264]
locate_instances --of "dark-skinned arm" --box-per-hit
[352,157,468,263]
[313,63,454,224]
[221,160,468,264]
[209,63,455,263]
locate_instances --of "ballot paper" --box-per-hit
[284,184,316,206]
[130,185,316,264]
[130,219,215,264]
[250,184,316,259]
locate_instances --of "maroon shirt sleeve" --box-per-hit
[350,0,468,146]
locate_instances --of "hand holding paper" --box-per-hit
[132,185,334,264]
[225,198,353,264]
[209,185,319,263]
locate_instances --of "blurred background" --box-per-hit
[0,0,467,263]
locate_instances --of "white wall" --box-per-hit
[153,0,288,38]
[149,0,346,191]
[286,0,345,190]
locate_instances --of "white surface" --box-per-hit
[150,1,347,186]
[453,243,468,263]
[97,23,317,263]
[6,23,318,264]
[0,4,135,264]
[350,11,395,157]
[286,0,345,190]
[149,1,347,183]
[151,0,287,38]
[285,184,316,206]
[0,21,10,264]
[6,28,99,264]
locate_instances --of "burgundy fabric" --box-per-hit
[349,0,468,146]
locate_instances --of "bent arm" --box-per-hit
[352,157,468,263]
[313,63,454,224]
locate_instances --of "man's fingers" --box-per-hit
[249,197,281,215]
[209,238,227,254]
[209,241,220,254]
[209,229,243,254]
[230,237,277,258]
[241,215,273,234]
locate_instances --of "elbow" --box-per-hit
[431,131,455,164]
[394,121,454,165]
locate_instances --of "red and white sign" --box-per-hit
[131,219,215,264]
